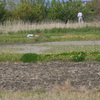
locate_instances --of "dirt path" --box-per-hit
[36,41,100,45]
[0,41,100,54]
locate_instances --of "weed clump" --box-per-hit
[72,52,86,62]
[96,55,100,62]
[20,53,39,63]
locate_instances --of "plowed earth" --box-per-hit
[0,62,100,91]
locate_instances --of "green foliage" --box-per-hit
[48,0,93,22]
[15,3,43,22]
[0,0,95,23]
[0,3,7,23]
[0,51,100,62]
[32,4,43,22]
[34,29,42,33]
[7,0,16,11]
[72,52,86,62]
[96,55,100,61]
[48,0,63,20]
[16,3,32,21]
[6,1,17,20]
[0,53,22,62]
[0,27,100,43]
[20,53,40,63]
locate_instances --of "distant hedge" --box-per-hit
[0,0,98,23]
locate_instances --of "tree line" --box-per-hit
[0,0,99,23]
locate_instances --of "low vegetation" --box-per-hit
[0,82,100,100]
[0,51,99,62]
[96,55,100,61]
[0,25,99,62]
[20,53,40,63]
[42,45,100,54]
[72,52,86,62]
[0,26,100,43]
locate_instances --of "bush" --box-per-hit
[72,52,86,62]
[20,53,39,63]
[0,3,7,23]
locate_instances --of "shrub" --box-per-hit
[20,53,39,63]
[0,3,7,23]
[72,52,86,62]
[96,56,100,62]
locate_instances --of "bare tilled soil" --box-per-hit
[0,62,100,91]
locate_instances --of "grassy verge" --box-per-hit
[0,46,23,53]
[0,53,22,62]
[1,91,100,100]
[0,21,100,33]
[0,83,100,100]
[39,51,100,62]
[0,27,100,43]
[0,51,99,62]
[42,45,100,54]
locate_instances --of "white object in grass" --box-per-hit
[27,34,33,38]
[35,35,39,37]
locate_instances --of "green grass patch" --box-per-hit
[0,89,100,100]
[0,51,100,62]
[0,89,46,99]
[20,53,40,63]
[96,55,100,61]
[72,52,86,62]
[0,27,100,43]
[41,51,100,62]
[0,53,22,62]
[42,45,100,54]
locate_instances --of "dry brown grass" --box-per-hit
[0,80,100,100]
[0,21,100,33]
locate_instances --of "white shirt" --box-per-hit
[78,12,83,17]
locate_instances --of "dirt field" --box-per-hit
[0,41,100,91]
[0,62,100,91]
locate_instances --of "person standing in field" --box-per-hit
[77,11,84,23]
